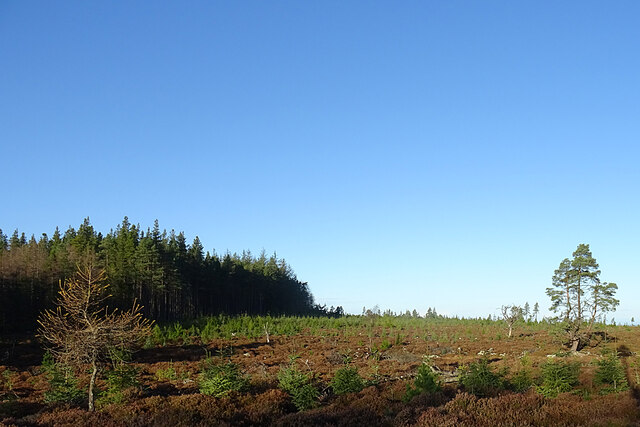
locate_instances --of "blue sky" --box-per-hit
[2,1,639,321]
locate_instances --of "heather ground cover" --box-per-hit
[2,315,640,426]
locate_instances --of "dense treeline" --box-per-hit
[0,217,329,333]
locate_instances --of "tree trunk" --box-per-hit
[508,325,513,338]
[570,337,580,352]
[565,283,571,321]
[576,274,582,322]
[88,362,98,411]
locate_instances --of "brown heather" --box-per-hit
[3,316,640,426]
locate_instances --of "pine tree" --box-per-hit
[0,229,8,252]
[151,219,162,245]
[547,244,619,351]
[134,236,164,319]
[571,244,601,323]
[9,229,22,249]
[586,281,619,328]
[547,258,573,321]
[71,217,100,260]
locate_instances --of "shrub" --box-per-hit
[277,364,308,393]
[151,324,165,346]
[330,366,365,395]
[510,368,534,393]
[459,358,507,397]
[291,383,319,411]
[509,354,534,392]
[156,362,178,381]
[594,352,628,393]
[277,364,318,411]
[41,352,84,404]
[199,361,248,397]
[537,360,580,397]
[97,364,140,405]
[0,370,16,402]
[403,363,441,403]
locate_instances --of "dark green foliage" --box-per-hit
[379,339,392,351]
[277,364,318,411]
[0,218,325,334]
[537,360,581,397]
[155,363,178,381]
[546,244,619,351]
[0,229,8,252]
[41,352,84,404]
[97,364,140,405]
[403,363,441,402]
[510,368,534,393]
[459,358,507,397]
[289,383,319,411]
[330,366,365,395]
[199,361,248,397]
[594,352,628,393]
[277,365,309,393]
[0,370,16,402]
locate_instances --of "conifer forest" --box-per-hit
[0,218,324,335]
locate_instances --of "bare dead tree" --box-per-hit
[263,322,271,344]
[38,264,152,411]
[501,305,523,338]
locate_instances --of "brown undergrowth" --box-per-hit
[2,321,640,426]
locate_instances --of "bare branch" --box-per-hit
[37,264,152,411]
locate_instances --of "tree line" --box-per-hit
[0,217,330,334]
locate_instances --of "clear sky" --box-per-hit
[2,1,639,321]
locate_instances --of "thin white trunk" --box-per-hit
[88,362,98,411]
